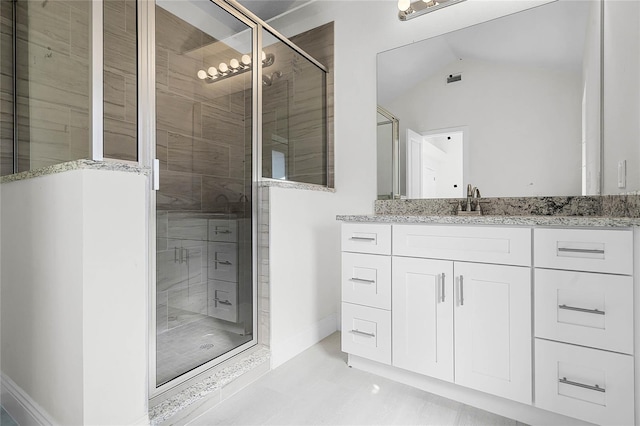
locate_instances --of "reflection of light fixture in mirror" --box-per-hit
[197,52,275,84]
[398,0,466,21]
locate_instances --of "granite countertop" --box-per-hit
[0,159,149,184]
[336,214,640,227]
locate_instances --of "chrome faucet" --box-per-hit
[461,184,481,214]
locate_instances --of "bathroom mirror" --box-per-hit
[377,0,601,199]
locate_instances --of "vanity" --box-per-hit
[338,200,640,426]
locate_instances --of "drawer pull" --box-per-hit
[213,260,232,265]
[349,277,375,284]
[213,230,231,234]
[559,377,606,393]
[350,329,375,338]
[350,236,376,241]
[214,298,232,306]
[557,247,605,255]
[558,304,605,315]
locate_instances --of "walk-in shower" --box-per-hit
[1,0,329,398]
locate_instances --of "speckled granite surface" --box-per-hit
[337,214,640,227]
[149,346,270,426]
[374,195,640,218]
[259,179,336,193]
[0,159,149,184]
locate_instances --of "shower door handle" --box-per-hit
[152,159,160,190]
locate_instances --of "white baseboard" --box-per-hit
[271,313,337,368]
[1,372,56,426]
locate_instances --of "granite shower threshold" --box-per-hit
[149,346,270,426]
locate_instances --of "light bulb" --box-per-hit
[241,54,251,66]
[197,69,207,80]
[207,66,218,77]
[261,51,267,62]
[229,58,240,69]
[398,0,411,12]
[219,62,229,73]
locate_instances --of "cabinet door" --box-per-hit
[392,257,454,382]
[454,262,532,404]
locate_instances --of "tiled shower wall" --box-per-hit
[262,22,334,186]
[1,1,13,175]
[15,0,91,172]
[0,0,137,174]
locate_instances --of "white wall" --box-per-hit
[389,58,582,197]
[266,0,554,367]
[1,169,148,425]
[603,0,640,194]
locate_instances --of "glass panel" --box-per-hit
[104,0,137,161]
[15,0,91,171]
[262,29,326,185]
[155,0,253,387]
[0,0,13,175]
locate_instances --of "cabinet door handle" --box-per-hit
[350,329,375,338]
[559,377,605,393]
[213,229,231,234]
[350,236,376,241]
[441,273,446,302]
[459,275,464,306]
[557,247,605,254]
[214,298,232,306]
[214,260,232,265]
[558,304,605,315]
[349,278,375,284]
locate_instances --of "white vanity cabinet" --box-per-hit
[533,227,635,426]
[341,223,532,404]
[340,220,637,425]
[392,225,532,404]
[341,223,393,365]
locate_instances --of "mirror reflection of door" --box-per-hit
[406,128,466,198]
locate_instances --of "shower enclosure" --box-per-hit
[1,0,328,398]
[149,0,328,395]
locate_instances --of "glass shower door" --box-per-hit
[154,0,254,388]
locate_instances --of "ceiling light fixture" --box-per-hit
[197,52,275,84]
[398,0,466,21]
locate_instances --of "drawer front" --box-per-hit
[535,269,633,354]
[342,253,391,310]
[208,242,238,282]
[208,219,238,243]
[208,280,238,323]
[393,225,531,266]
[535,339,634,426]
[341,302,391,365]
[342,223,391,255]
[534,228,632,274]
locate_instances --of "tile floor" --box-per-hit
[157,314,252,385]
[188,332,525,426]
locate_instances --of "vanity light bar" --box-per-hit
[197,52,275,84]
[398,0,467,21]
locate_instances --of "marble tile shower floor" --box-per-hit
[157,314,252,386]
